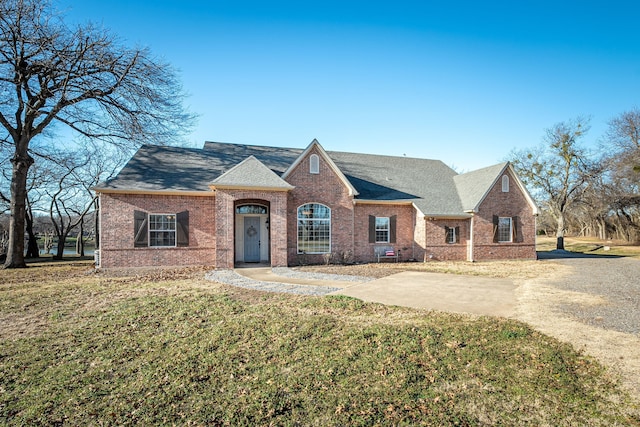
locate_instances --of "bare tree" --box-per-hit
[0,0,195,268]
[599,109,640,242]
[605,108,640,173]
[510,117,599,250]
[37,142,124,259]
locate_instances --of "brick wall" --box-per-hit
[285,146,355,265]
[99,158,536,268]
[472,168,537,260]
[413,210,427,262]
[214,190,289,268]
[353,204,417,262]
[424,218,470,261]
[99,193,217,268]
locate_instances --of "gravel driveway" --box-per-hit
[536,253,639,336]
[519,252,640,399]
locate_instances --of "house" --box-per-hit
[94,139,538,268]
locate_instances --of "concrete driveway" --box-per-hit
[333,271,517,317]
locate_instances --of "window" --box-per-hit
[375,217,390,243]
[445,226,460,244]
[297,203,330,253]
[310,154,320,174]
[497,217,512,242]
[368,215,397,243]
[149,214,176,247]
[236,204,267,214]
[134,210,189,248]
[502,175,510,192]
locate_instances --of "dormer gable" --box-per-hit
[282,139,359,196]
[455,162,538,215]
[210,155,294,191]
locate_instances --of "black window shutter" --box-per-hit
[455,226,460,243]
[389,215,397,243]
[444,226,450,243]
[492,215,499,243]
[512,216,519,243]
[368,215,376,243]
[177,211,189,247]
[134,210,148,247]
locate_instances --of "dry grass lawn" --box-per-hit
[1,237,639,425]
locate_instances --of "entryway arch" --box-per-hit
[234,201,270,263]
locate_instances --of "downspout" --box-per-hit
[97,193,102,268]
[468,213,475,262]
[352,199,356,261]
[412,208,416,260]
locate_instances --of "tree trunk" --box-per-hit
[54,235,67,260]
[4,152,33,268]
[25,207,40,258]
[76,221,84,256]
[556,214,565,250]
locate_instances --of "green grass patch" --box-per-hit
[1,264,639,426]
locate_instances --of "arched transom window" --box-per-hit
[297,203,331,254]
[236,204,268,215]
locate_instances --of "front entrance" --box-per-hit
[235,203,269,264]
[243,216,261,262]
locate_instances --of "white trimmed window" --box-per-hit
[134,210,189,248]
[309,154,320,174]
[445,226,459,244]
[375,217,390,243]
[149,214,176,247]
[297,203,331,253]
[497,217,512,242]
[502,175,510,192]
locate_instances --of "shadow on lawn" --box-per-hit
[537,250,624,260]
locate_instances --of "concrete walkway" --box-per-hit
[232,267,517,317]
[333,271,516,317]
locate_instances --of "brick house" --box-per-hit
[94,139,538,268]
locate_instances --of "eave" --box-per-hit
[93,188,215,197]
[208,184,293,192]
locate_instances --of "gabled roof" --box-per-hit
[326,150,462,216]
[210,155,294,191]
[454,162,539,215]
[454,162,509,212]
[282,139,359,196]
[95,140,533,217]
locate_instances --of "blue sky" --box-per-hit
[60,0,640,171]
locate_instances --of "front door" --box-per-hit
[244,216,261,262]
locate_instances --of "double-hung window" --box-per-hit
[149,214,176,247]
[134,210,189,248]
[297,203,331,253]
[497,217,512,242]
[368,215,397,244]
[375,217,390,243]
[445,226,460,244]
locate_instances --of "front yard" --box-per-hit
[1,259,639,426]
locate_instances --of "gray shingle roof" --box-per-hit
[211,155,294,190]
[454,162,509,212]
[96,141,510,217]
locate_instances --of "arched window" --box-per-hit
[502,175,510,192]
[297,203,331,253]
[309,154,320,174]
[236,204,268,215]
